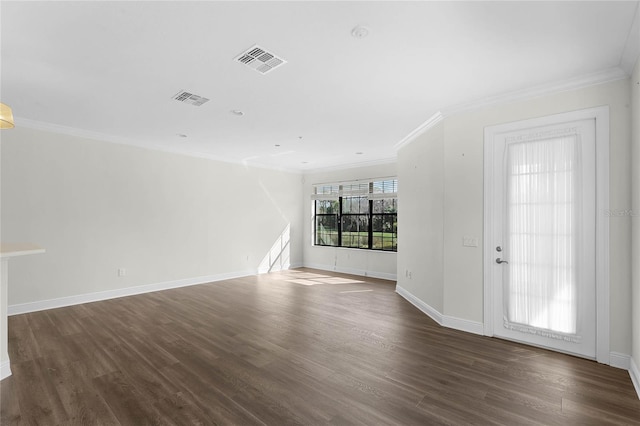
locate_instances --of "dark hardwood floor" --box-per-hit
[1,268,639,425]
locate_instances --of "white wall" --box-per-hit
[302,162,397,280]
[396,122,444,312]
[397,78,633,355]
[631,56,640,395]
[1,127,303,309]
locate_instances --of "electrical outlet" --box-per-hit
[118,268,126,277]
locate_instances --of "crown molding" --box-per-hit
[395,66,629,152]
[441,67,628,117]
[15,117,136,146]
[302,156,397,174]
[393,111,443,151]
[13,117,303,174]
[14,63,632,172]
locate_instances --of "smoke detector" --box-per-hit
[351,25,370,38]
[235,45,287,75]
[172,90,210,106]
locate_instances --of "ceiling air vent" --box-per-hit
[235,45,287,75]
[172,90,210,106]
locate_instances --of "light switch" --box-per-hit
[463,236,479,247]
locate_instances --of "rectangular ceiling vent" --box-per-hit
[235,45,287,75]
[172,90,210,106]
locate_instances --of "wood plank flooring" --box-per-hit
[1,268,639,425]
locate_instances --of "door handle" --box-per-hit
[496,258,509,264]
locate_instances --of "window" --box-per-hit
[313,178,397,251]
[372,198,397,250]
[341,196,369,248]
[315,199,339,246]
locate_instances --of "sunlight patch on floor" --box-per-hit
[286,277,365,286]
[277,269,367,286]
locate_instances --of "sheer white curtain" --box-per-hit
[505,133,581,337]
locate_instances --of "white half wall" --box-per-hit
[302,162,397,280]
[1,127,303,309]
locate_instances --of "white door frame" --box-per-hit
[483,106,610,364]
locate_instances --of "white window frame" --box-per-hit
[311,177,398,252]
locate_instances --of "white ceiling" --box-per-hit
[1,1,638,172]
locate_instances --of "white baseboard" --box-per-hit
[442,315,484,336]
[8,269,259,316]
[395,285,484,335]
[0,360,11,381]
[395,285,443,324]
[630,357,640,400]
[303,262,397,281]
[610,352,631,370]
